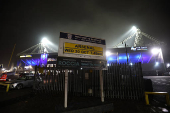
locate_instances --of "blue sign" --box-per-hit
[60,32,106,45]
[131,46,147,51]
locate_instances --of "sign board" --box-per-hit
[64,42,103,56]
[57,56,107,69]
[131,46,147,51]
[20,55,32,58]
[0,64,3,68]
[58,32,106,60]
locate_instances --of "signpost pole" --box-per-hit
[64,69,68,108]
[100,69,104,102]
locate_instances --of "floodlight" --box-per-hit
[132,26,137,32]
[130,63,133,65]
[167,63,170,68]
[2,68,5,71]
[151,48,160,55]
[106,51,112,56]
[41,38,48,44]
[155,62,159,66]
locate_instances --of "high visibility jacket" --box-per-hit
[0,74,7,81]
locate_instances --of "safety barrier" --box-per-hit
[0,82,10,92]
[145,92,170,106]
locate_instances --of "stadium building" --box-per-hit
[16,28,167,75]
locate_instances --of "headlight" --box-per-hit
[12,83,18,88]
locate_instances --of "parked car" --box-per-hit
[3,76,42,89]
[19,73,34,77]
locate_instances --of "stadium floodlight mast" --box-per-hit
[40,37,49,53]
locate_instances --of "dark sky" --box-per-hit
[0,0,170,68]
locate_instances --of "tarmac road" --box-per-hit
[143,76,170,104]
[0,76,169,113]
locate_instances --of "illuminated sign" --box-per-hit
[131,47,147,51]
[20,55,32,58]
[60,32,106,45]
[58,32,106,60]
[64,42,103,56]
[57,56,107,69]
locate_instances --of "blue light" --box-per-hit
[40,53,48,67]
[43,54,45,60]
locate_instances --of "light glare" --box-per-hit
[132,26,137,31]
[155,62,159,66]
[151,48,160,55]
[41,38,48,44]
[106,51,112,56]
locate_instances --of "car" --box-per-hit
[3,76,42,89]
[19,73,34,77]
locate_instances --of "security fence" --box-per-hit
[33,62,144,100]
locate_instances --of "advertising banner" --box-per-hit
[57,56,107,69]
[58,32,106,60]
[64,42,103,56]
[60,32,106,45]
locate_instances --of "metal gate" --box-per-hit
[33,62,144,100]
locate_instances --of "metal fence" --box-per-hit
[33,62,144,100]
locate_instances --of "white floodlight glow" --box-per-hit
[41,37,48,44]
[151,48,160,55]
[106,51,112,56]
[132,26,137,32]
[29,65,32,68]
[167,63,170,68]
[2,68,5,71]
[130,63,133,65]
[155,62,159,66]
[107,63,110,66]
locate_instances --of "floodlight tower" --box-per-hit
[134,29,144,47]
[40,38,47,53]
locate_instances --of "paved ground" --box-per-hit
[144,76,170,104]
[0,76,169,113]
[1,92,168,113]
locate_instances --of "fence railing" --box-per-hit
[33,62,144,100]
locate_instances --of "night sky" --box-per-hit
[0,0,170,68]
